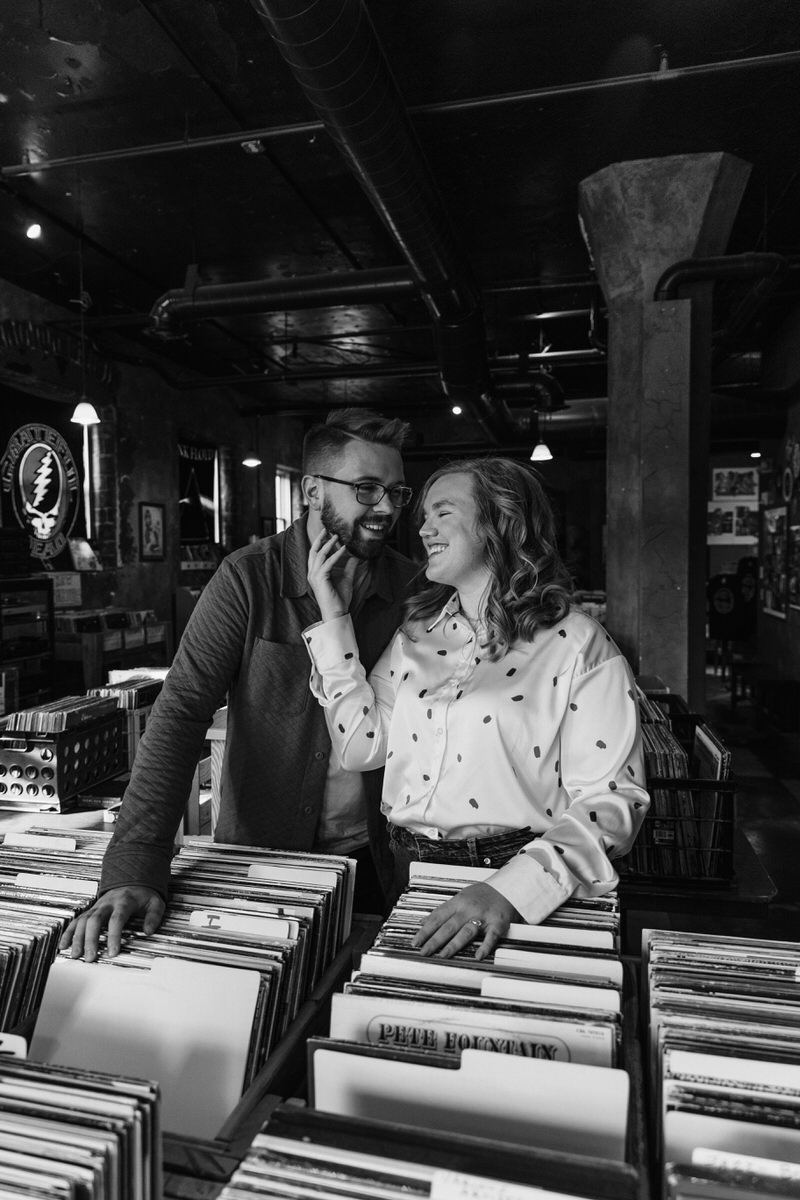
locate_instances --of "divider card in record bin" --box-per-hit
[0,713,126,810]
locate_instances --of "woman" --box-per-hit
[304,457,649,960]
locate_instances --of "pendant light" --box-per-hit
[530,412,553,462]
[70,235,100,537]
[242,416,262,467]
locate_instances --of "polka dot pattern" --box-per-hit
[308,605,647,911]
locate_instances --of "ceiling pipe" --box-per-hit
[654,251,787,365]
[6,50,800,180]
[149,266,417,335]
[247,0,516,443]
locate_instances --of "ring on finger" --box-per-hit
[468,917,483,931]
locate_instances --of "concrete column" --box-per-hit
[579,153,751,707]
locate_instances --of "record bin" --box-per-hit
[0,711,126,810]
[620,775,736,885]
[623,692,736,886]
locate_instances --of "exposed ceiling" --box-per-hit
[1,0,799,457]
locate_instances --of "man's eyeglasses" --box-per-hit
[314,474,413,508]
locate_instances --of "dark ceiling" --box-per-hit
[1,0,799,456]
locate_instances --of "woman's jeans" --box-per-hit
[387,823,534,908]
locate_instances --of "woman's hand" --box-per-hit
[307,528,359,622]
[410,881,521,961]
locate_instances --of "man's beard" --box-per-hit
[320,498,393,561]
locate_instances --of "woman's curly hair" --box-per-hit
[403,456,574,660]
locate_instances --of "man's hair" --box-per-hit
[302,408,411,474]
[404,456,574,659]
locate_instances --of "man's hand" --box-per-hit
[59,886,165,962]
[307,529,359,622]
[410,881,521,961]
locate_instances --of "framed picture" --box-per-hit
[139,502,165,562]
[711,466,759,502]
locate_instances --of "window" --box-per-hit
[275,466,301,531]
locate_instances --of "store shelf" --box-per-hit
[0,576,54,710]
[54,623,173,690]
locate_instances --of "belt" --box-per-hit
[389,823,534,865]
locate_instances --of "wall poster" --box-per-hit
[761,505,788,619]
[707,500,758,545]
[789,524,800,611]
[711,466,760,502]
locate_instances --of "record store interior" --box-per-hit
[2,2,800,1198]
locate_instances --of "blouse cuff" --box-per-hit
[487,849,573,925]
[302,615,359,694]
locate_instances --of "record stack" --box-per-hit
[218,1100,641,1200]
[0,696,126,813]
[87,675,164,769]
[27,837,357,1140]
[300,861,636,1167]
[0,828,107,1033]
[0,1055,161,1200]
[644,927,800,1199]
[624,690,735,882]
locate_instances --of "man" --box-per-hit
[62,408,416,961]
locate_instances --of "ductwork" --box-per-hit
[150,266,417,334]
[245,0,516,442]
[654,251,787,365]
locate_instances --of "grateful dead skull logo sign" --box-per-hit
[1,424,80,560]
